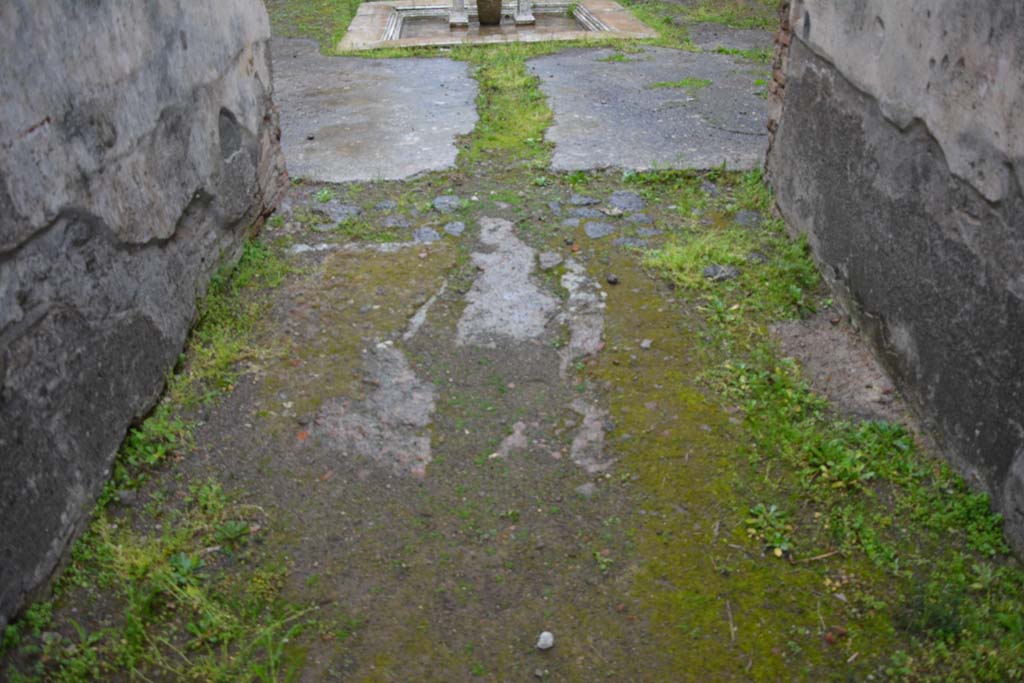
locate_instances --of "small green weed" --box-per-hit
[649,77,712,90]
[567,170,590,187]
[215,520,252,546]
[170,552,206,585]
[336,220,398,242]
[193,478,228,515]
[745,503,793,556]
[593,549,615,573]
[116,413,191,478]
[597,53,640,63]
[713,46,773,64]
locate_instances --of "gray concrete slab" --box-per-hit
[529,47,769,171]
[271,38,477,182]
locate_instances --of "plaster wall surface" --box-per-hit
[0,0,287,626]
[767,1,1024,550]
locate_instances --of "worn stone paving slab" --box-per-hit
[529,46,769,171]
[316,342,436,478]
[456,216,560,347]
[271,38,477,182]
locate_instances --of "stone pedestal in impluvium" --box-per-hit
[449,0,468,27]
[515,0,535,25]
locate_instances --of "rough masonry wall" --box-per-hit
[0,1,287,626]
[766,2,1024,549]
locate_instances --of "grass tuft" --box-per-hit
[454,43,555,165]
[264,0,364,53]
[4,483,318,682]
[713,45,773,63]
[649,77,712,90]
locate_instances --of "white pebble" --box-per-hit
[536,631,554,650]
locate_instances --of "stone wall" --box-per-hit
[0,1,287,626]
[766,2,1024,549]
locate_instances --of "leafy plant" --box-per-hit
[169,553,205,585]
[593,549,614,572]
[193,479,227,516]
[803,437,877,491]
[121,414,190,469]
[216,520,252,546]
[745,503,793,556]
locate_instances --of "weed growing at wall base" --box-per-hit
[642,170,1024,681]
[713,349,1024,680]
[0,238,327,682]
[3,484,316,682]
[99,239,292,501]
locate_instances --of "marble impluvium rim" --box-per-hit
[338,0,656,51]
